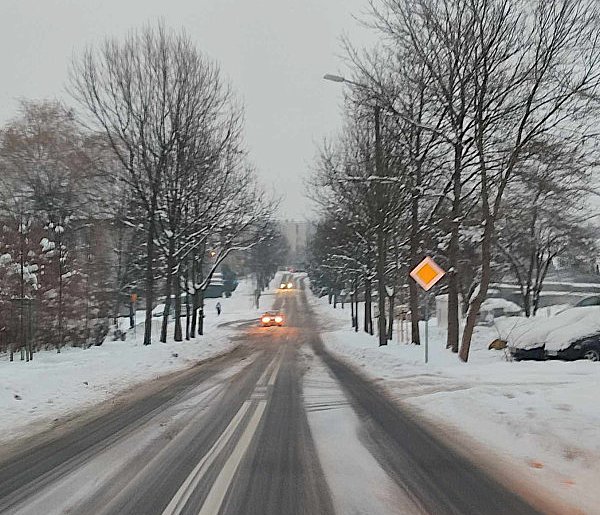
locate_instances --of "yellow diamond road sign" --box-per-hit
[410,257,445,291]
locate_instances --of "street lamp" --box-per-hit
[323,73,346,83]
[323,72,388,348]
[323,74,364,88]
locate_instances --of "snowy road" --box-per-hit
[0,280,541,515]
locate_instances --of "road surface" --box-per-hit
[0,277,542,514]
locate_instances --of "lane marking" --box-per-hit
[268,349,285,386]
[163,351,282,515]
[161,401,252,515]
[198,400,268,515]
[256,351,280,386]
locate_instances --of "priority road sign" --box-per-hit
[409,256,445,364]
[410,257,445,291]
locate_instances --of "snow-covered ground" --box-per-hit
[309,290,600,514]
[0,275,276,446]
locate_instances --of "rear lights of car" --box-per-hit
[274,316,283,323]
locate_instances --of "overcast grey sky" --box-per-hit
[0,0,373,220]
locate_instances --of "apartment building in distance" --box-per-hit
[278,220,315,268]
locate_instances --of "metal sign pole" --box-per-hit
[425,294,429,364]
[410,256,445,365]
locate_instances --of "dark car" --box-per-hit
[546,334,600,361]
[509,346,546,361]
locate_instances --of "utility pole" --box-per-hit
[322,74,388,346]
[19,205,26,361]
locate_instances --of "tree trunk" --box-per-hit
[460,219,493,362]
[354,291,359,332]
[143,213,156,346]
[532,255,553,316]
[190,258,198,338]
[185,291,192,341]
[191,292,198,338]
[350,291,355,329]
[174,271,183,342]
[364,277,373,335]
[409,279,420,345]
[447,225,460,353]
[354,278,360,331]
[409,188,421,345]
[197,289,205,336]
[160,254,175,343]
[57,234,63,353]
[377,231,387,346]
[447,135,463,353]
[387,294,395,341]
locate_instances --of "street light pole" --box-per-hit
[19,204,26,361]
[323,73,388,347]
[373,105,388,347]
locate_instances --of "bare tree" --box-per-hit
[497,140,597,315]
[459,0,600,361]
[363,0,600,361]
[71,24,200,345]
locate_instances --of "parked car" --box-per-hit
[478,298,522,326]
[555,295,600,314]
[547,334,600,361]
[574,295,600,308]
[508,306,600,361]
[509,346,546,361]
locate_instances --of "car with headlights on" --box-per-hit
[260,311,284,327]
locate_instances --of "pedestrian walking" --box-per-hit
[216,301,222,316]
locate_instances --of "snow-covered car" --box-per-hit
[478,298,522,325]
[510,345,546,361]
[547,334,600,361]
[508,306,600,361]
